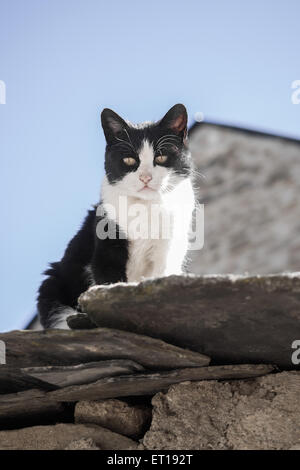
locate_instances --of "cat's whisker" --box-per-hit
[123,128,134,148]
[114,137,135,152]
[156,134,180,143]
[156,138,179,147]
[156,142,178,152]
[156,140,178,148]
[155,136,180,151]
[190,168,206,180]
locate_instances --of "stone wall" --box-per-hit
[188,124,300,274]
[0,371,299,450]
[1,274,299,450]
[143,372,300,450]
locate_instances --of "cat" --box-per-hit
[37,104,195,329]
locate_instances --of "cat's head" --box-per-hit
[101,104,191,200]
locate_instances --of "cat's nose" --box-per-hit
[139,174,152,184]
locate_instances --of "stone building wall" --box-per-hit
[188,123,300,275]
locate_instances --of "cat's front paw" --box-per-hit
[66,312,97,330]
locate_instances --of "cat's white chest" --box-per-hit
[101,176,195,283]
[126,179,194,282]
[126,238,156,282]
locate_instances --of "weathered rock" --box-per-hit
[78,274,300,369]
[22,360,145,388]
[48,364,273,402]
[0,360,144,393]
[64,437,100,450]
[188,123,300,275]
[0,365,271,421]
[0,389,66,428]
[0,366,58,394]
[0,328,209,369]
[0,423,138,450]
[289,442,300,450]
[75,399,152,437]
[143,371,300,450]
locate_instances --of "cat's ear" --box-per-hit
[159,104,188,138]
[101,108,128,144]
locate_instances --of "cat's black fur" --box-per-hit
[38,208,129,328]
[37,104,189,329]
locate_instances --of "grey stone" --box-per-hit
[0,327,209,369]
[0,366,58,394]
[289,443,300,450]
[22,360,145,388]
[143,371,300,450]
[0,423,139,450]
[64,437,100,450]
[48,364,273,402]
[0,365,272,423]
[78,274,300,369]
[75,399,152,437]
[0,360,144,393]
[0,389,65,428]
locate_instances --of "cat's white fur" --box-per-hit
[48,307,77,329]
[101,139,194,282]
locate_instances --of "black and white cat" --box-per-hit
[38,104,195,329]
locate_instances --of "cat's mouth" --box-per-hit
[138,185,156,192]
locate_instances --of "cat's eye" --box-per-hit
[155,155,168,164]
[123,157,137,166]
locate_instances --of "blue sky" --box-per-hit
[0,0,299,331]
